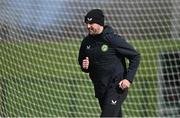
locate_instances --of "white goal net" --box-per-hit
[0,0,180,117]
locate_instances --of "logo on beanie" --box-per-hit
[87,18,92,22]
[101,44,108,52]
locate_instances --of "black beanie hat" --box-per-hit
[84,9,104,26]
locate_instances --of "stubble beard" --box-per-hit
[88,29,99,35]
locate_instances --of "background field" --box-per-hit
[0,39,179,117]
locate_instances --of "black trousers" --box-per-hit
[98,85,128,117]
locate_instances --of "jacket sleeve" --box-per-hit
[109,35,140,83]
[78,40,89,73]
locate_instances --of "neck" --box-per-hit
[98,26,104,34]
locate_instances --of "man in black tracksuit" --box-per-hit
[78,9,140,117]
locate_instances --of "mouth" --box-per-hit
[88,29,94,34]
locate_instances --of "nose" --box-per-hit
[87,23,91,29]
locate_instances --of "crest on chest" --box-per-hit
[101,44,108,52]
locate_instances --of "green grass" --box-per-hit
[0,39,180,117]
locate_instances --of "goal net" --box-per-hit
[0,0,180,117]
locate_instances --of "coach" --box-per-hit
[78,9,140,117]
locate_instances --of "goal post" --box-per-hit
[0,0,180,117]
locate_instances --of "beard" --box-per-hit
[88,28,99,35]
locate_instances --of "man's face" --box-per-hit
[86,23,102,35]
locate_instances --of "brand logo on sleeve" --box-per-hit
[101,44,108,52]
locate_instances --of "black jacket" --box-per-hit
[78,26,140,98]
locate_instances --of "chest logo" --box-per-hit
[111,100,117,105]
[101,44,108,52]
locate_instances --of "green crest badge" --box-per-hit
[101,44,108,52]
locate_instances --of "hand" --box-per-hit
[82,57,89,70]
[119,79,130,90]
